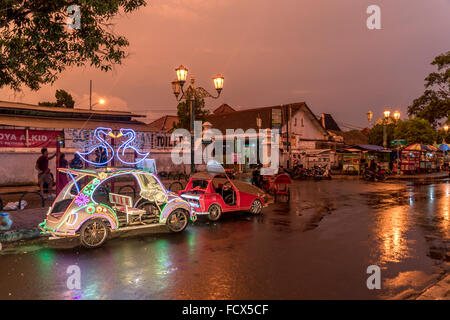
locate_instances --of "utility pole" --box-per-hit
[89,80,92,111]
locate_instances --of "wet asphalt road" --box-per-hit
[0,179,449,300]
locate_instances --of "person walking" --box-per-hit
[35,148,56,199]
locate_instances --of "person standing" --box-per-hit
[35,148,56,198]
[70,153,83,169]
[56,153,69,194]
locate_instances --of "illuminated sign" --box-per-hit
[76,127,149,166]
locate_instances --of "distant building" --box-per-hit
[213,103,236,115]
[206,102,333,170]
[319,113,341,131]
[147,115,179,133]
[0,100,177,185]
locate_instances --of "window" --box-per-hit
[294,118,297,127]
[301,118,304,127]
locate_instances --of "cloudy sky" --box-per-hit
[1,0,449,129]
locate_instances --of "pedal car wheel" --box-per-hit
[167,209,189,233]
[80,219,109,248]
[208,204,222,221]
[250,199,263,215]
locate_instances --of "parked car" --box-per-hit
[39,168,195,248]
[179,171,266,221]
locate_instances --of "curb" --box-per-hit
[416,274,450,300]
[386,174,449,181]
[0,228,44,243]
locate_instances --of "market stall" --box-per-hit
[400,144,442,174]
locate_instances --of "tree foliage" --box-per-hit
[174,97,210,130]
[408,51,450,127]
[368,119,438,146]
[38,89,75,108]
[367,123,395,146]
[393,119,436,145]
[0,0,147,91]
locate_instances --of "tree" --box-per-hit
[38,89,75,108]
[174,97,210,130]
[0,0,146,91]
[408,51,450,127]
[368,123,395,146]
[393,119,436,145]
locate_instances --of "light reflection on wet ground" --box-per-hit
[0,179,448,299]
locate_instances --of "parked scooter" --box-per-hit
[363,166,386,182]
[313,164,332,180]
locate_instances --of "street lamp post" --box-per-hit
[171,65,224,174]
[383,110,390,149]
[367,111,373,128]
[442,124,449,144]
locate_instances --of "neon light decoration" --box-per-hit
[116,128,150,165]
[76,127,149,167]
[38,167,196,248]
[75,193,89,207]
[76,127,114,166]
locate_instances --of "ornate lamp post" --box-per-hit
[171,65,224,173]
[393,110,401,122]
[442,124,449,144]
[383,110,391,148]
[367,111,373,128]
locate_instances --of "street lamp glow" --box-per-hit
[98,98,105,105]
[176,65,188,84]
[367,111,373,123]
[213,74,224,92]
[393,110,401,121]
[384,110,391,119]
[444,124,449,133]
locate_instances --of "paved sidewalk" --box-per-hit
[0,207,48,243]
[3,207,48,232]
[416,274,450,300]
[387,172,449,180]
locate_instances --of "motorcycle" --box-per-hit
[289,165,312,180]
[363,167,386,182]
[312,164,332,180]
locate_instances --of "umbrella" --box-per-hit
[403,144,431,151]
[439,144,449,152]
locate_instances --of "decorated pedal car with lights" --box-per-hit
[39,168,196,248]
[179,163,266,221]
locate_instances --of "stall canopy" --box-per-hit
[439,144,449,152]
[403,144,432,151]
[342,144,390,152]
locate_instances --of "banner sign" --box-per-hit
[0,129,61,148]
[64,129,175,150]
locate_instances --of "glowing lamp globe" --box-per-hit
[213,74,224,92]
[176,65,188,84]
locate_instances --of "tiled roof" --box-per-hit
[207,102,327,135]
[147,115,179,132]
[329,130,369,145]
[213,104,236,114]
[319,113,341,131]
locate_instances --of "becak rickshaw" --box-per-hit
[272,173,292,202]
[39,168,195,248]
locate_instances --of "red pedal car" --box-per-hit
[179,172,266,221]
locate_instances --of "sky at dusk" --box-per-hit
[1,0,449,129]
